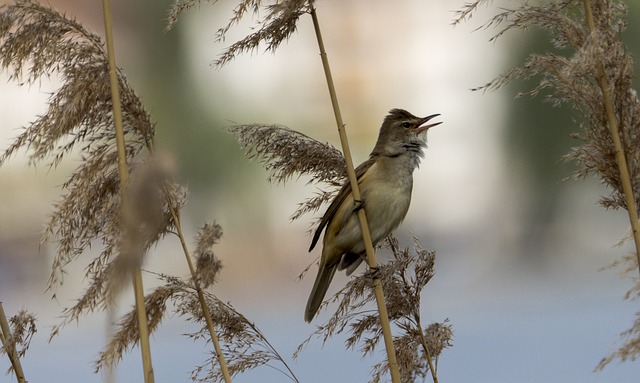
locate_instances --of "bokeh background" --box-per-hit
[1,0,640,382]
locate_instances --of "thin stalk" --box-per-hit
[415,315,438,383]
[391,241,438,383]
[165,196,233,383]
[583,0,640,276]
[242,313,301,383]
[0,303,26,383]
[102,1,155,382]
[309,6,401,383]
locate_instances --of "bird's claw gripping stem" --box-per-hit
[353,198,365,212]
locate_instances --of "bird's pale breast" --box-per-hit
[326,161,413,255]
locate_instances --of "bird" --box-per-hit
[304,108,441,322]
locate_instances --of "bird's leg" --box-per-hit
[366,265,381,279]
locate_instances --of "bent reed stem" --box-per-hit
[583,0,640,277]
[308,5,401,383]
[165,196,233,383]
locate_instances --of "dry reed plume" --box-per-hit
[294,237,452,383]
[1,1,298,381]
[166,0,311,67]
[455,0,640,371]
[0,304,36,382]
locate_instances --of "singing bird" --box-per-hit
[305,108,441,322]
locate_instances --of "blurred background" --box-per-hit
[1,0,640,382]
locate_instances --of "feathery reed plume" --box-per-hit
[0,0,155,305]
[596,252,640,370]
[184,290,300,383]
[96,273,300,383]
[230,123,346,223]
[0,1,186,346]
[230,124,347,185]
[0,0,175,353]
[193,223,224,288]
[166,0,311,67]
[96,284,174,372]
[295,237,451,383]
[455,0,640,371]
[453,0,640,211]
[1,0,295,380]
[0,304,35,382]
[167,209,233,383]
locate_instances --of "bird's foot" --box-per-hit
[367,266,381,279]
[353,198,365,212]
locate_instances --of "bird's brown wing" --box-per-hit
[308,158,375,252]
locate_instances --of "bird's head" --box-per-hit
[372,108,442,157]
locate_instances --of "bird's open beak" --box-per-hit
[413,113,442,134]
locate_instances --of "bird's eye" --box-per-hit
[401,122,411,128]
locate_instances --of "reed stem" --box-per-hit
[309,5,401,382]
[583,0,640,277]
[102,1,155,381]
[0,303,26,383]
[166,198,233,383]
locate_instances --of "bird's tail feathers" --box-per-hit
[304,262,338,322]
[338,252,366,276]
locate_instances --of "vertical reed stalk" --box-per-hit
[101,1,155,381]
[0,303,26,383]
[309,6,401,383]
[166,197,233,383]
[583,0,640,276]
